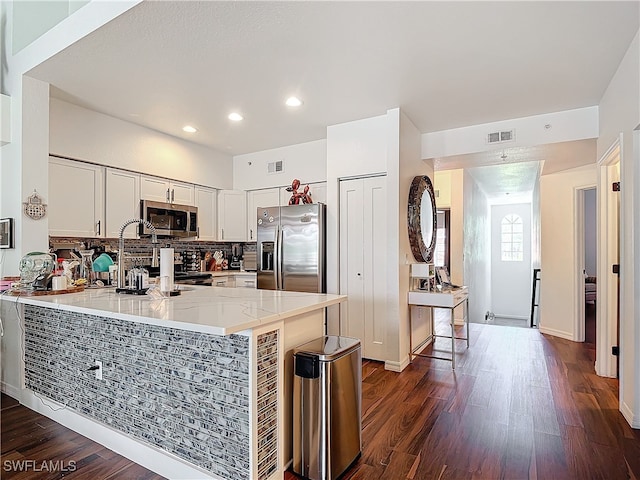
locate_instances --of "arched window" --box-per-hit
[501,214,523,261]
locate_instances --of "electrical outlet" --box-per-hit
[95,360,103,380]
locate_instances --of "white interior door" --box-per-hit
[491,203,532,320]
[340,176,387,361]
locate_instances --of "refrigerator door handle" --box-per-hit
[277,225,284,290]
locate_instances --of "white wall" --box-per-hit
[490,203,532,319]
[397,110,431,368]
[539,164,597,340]
[233,139,326,191]
[463,172,491,323]
[422,106,599,159]
[326,109,424,370]
[531,170,542,270]
[584,188,597,276]
[449,169,464,286]
[11,0,89,54]
[1,0,142,278]
[50,99,233,188]
[597,30,640,427]
[326,113,389,312]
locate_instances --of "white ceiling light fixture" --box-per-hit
[228,112,243,122]
[182,125,198,133]
[285,96,303,107]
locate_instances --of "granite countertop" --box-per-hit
[1,286,345,336]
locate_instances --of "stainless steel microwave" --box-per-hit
[140,200,198,237]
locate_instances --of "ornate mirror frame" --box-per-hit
[407,175,437,263]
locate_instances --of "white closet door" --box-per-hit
[363,176,387,360]
[340,176,387,361]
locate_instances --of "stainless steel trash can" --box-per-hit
[293,336,361,480]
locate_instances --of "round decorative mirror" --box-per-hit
[408,175,437,263]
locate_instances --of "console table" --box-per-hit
[408,286,469,369]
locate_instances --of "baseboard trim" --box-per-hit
[538,326,574,341]
[1,382,22,400]
[19,389,219,480]
[620,400,640,428]
[385,356,410,372]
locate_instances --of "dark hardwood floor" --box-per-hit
[3,315,637,480]
[1,394,165,480]
[287,315,638,480]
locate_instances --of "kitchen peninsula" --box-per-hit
[0,286,346,480]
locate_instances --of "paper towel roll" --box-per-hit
[160,248,174,292]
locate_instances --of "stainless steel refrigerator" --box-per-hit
[257,203,326,293]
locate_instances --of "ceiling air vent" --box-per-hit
[267,160,284,174]
[487,129,515,144]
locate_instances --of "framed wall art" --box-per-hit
[0,218,14,249]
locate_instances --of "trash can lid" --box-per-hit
[293,336,361,361]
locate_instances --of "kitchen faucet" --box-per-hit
[117,219,158,289]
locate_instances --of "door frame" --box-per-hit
[595,137,621,378]
[574,188,587,342]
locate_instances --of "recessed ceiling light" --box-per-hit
[285,96,303,107]
[228,112,243,122]
[182,125,197,133]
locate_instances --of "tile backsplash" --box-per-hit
[50,236,257,269]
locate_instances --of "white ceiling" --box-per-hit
[436,138,597,198]
[24,1,639,203]
[29,0,638,159]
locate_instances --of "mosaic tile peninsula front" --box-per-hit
[23,304,278,480]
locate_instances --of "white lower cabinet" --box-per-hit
[339,176,387,361]
[105,168,140,238]
[212,273,256,288]
[218,190,247,241]
[235,273,257,288]
[49,157,104,237]
[212,276,234,287]
[195,186,217,240]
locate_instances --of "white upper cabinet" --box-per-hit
[49,157,104,237]
[140,175,194,205]
[309,182,327,205]
[247,188,280,241]
[195,186,217,241]
[105,168,140,238]
[218,190,247,241]
[170,181,195,205]
[279,181,327,206]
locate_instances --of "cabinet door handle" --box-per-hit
[221,228,224,239]
[96,220,101,236]
[250,229,253,240]
[197,226,200,238]
[171,189,175,202]
[166,188,170,202]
